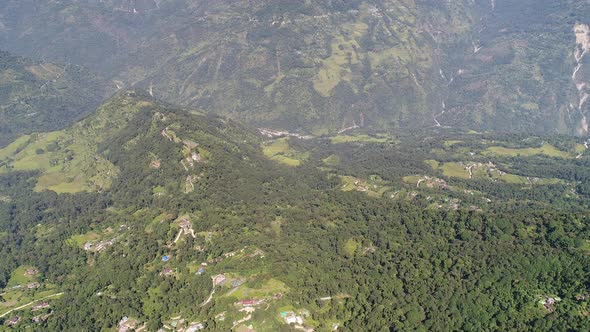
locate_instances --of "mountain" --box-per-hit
[441,0,590,135]
[0,1,588,135]
[1,92,590,330]
[0,50,113,147]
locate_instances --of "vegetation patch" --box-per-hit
[262,138,308,166]
[483,143,572,158]
[440,163,471,179]
[330,134,389,144]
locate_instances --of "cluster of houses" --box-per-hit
[24,268,38,276]
[31,302,50,311]
[186,151,203,168]
[5,311,52,327]
[27,282,40,289]
[179,218,196,238]
[32,313,51,323]
[161,317,204,331]
[83,239,115,252]
[415,176,448,189]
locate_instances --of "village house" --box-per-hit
[281,311,304,325]
[238,298,264,307]
[84,242,94,251]
[285,314,303,325]
[7,316,20,326]
[27,282,40,289]
[197,267,206,275]
[32,302,50,311]
[32,315,48,323]
[118,316,137,332]
[98,239,115,252]
[541,296,561,312]
[223,251,237,258]
[162,267,174,276]
[186,322,205,331]
[24,268,38,276]
[191,152,202,163]
[247,249,265,258]
[212,274,226,286]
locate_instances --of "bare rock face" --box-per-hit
[573,23,590,136]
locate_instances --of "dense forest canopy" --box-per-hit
[0,92,589,331]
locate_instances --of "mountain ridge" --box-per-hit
[3,1,588,135]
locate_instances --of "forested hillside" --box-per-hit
[0,1,588,135]
[1,93,590,331]
[0,51,113,147]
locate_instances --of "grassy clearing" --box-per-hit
[424,159,440,170]
[224,278,288,300]
[0,135,31,160]
[443,140,463,147]
[498,174,528,184]
[344,238,360,258]
[7,266,38,287]
[402,175,422,186]
[330,134,388,144]
[579,240,590,255]
[339,175,391,197]
[483,143,571,158]
[262,138,308,166]
[0,128,116,193]
[440,163,470,179]
[271,217,284,236]
[67,232,100,248]
[0,94,150,193]
[339,176,357,192]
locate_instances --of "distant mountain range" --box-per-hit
[0,0,588,135]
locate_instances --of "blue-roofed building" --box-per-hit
[197,267,205,275]
[162,255,170,262]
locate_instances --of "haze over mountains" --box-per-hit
[0,0,588,134]
[2,1,590,331]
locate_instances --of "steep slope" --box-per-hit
[0,50,113,147]
[439,0,590,134]
[0,91,150,192]
[0,1,589,133]
[0,90,271,195]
